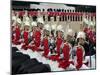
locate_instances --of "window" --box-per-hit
[65,16,67,21]
[62,16,64,21]
[70,16,72,21]
[68,15,69,20]
[43,9,45,12]
[48,16,50,21]
[60,16,61,21]
[54,16,56,21]
[73,10,74,12]
[78,16,80,21]
[80,16,82,21]
[73,15,74,21]
[43,16,45,21]
[75,16,77,21]
[67,10,69,12]
[54,9,56,12]
[91,16,93,21]
[62,9,64,12]
[70,10,71,12]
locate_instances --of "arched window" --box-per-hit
[91,16,93,21]
[73,15,74,21]
[54,9,56,12]
[62,9,64,12]
[60,16,61,21]
[43,15,45,21]
[70,10,71,12]
[62,16,64,21]
[79,16,82,21]
[70,16,72,21]
[68,15,69,20]
[67,10,69,12]
[54,16,56,21]
[73,10,75,12]
[75,16,77,21]
[43,9,45,12]
[78,16,80,21]
[48,16,50,21]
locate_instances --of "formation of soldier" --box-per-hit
[11,10,96,70]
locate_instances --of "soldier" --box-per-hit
[73,31,89,70]
[66,29,76,62]
[42,24,51,58]
[23,10,30,22]
[12,10,16,25]
[28,21,38,51]
[55,25,64,56]
[33,17,44,50]
[12,18,22,45]
[66,29,75,47]
[58,33,75,70]
[37,17,44,30]
[48,25,64,61]
[21,21,30,50]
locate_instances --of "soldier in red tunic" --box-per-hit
[21,21,30,50]
[58,34,75,69]
[33,17,44,51]
[12,18,22,45]
[28,21,38,51]
[49,25,64,61]
[56,25,63,56]
[74,31,89,70]
[75,45,84,70]
[42,24,51,58]
[34,27,41,48]
[57,28,77,70]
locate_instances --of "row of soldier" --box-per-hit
[11,10,96,70]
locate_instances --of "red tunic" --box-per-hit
[58,43,70,69]
[32,31,35,40]
[15,27,20,41]
[28,43,38,51]
[43,38,49,57]
[87,30,94,43]
[62,43,70,61]
[83,27,88,33]
[76,46,83,70]
[21,31,29,50]
[19,11,25,17]
[34,31,41,47]
[23,31,29,45]
[12,26,21,45]
[56,37,63,56]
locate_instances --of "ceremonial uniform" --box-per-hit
[76,46,84,70]
[34,30,41,47]
[42,37,50,57]
[49,25,64,61]
[21,21,30,50]
[28,21,38,51]
[56,37,63,56]
[75,31,89,70]
[58,42,73,69]
[55,25,64,56]
[42,24,51,57]
[12,18,22,45]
